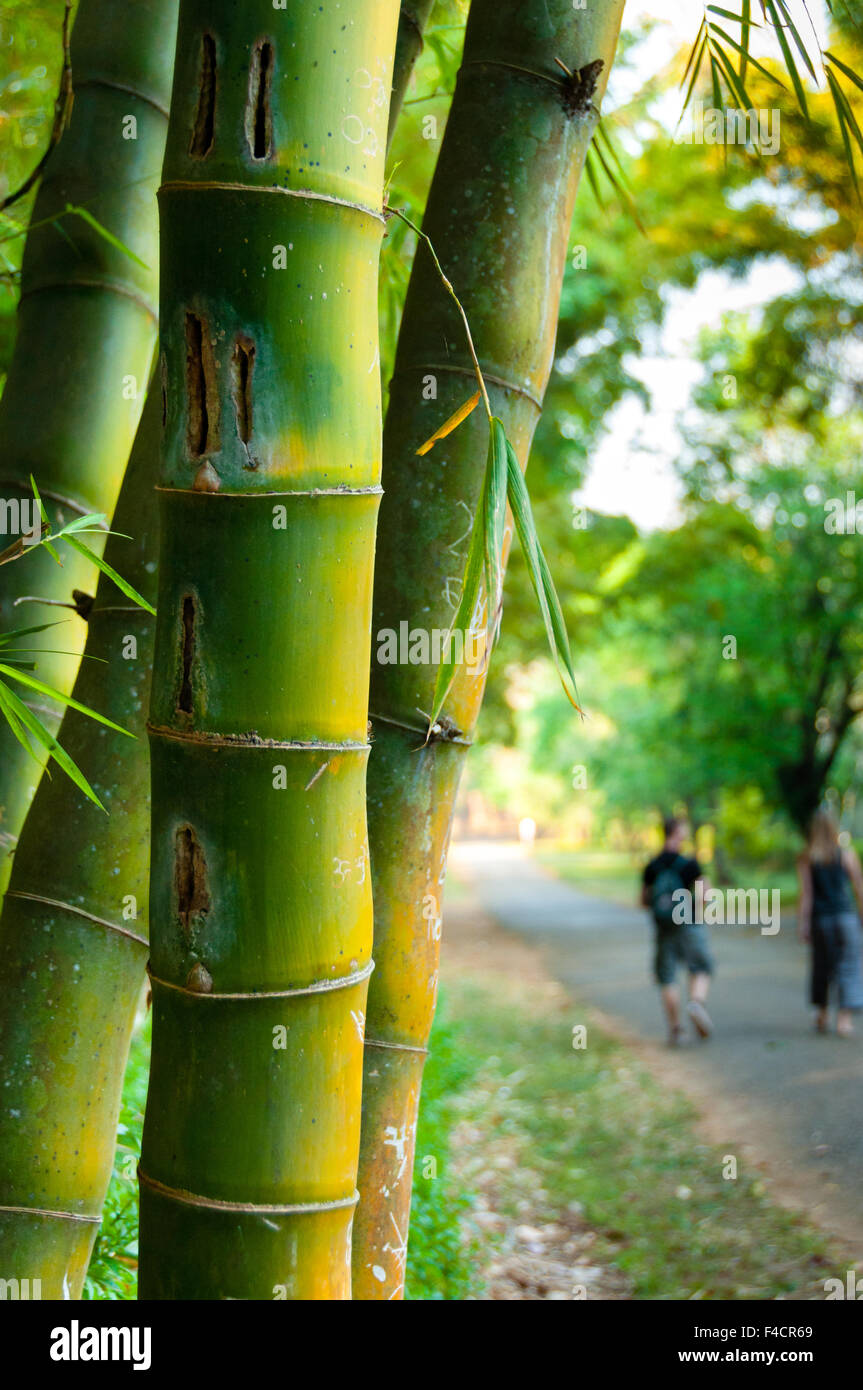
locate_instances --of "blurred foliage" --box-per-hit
[0,0,70,376]
[468,3,863,860]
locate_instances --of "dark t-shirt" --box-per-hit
[643,850,702,892]
[810,852,853,917]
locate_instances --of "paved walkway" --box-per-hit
[449,840,863,1251]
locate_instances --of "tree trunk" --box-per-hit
[138,0,399,1300]
[353,0,625,1299]
[0,386,159,1299]
[0,0,177,893]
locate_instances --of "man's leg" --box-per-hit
[689,970,710,1004]
[655,933,684,1044]
[661,983,681,1033]
[684,925,714,1038]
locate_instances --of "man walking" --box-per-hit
[641,815,714,1046]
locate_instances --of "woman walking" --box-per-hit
[797,810,863,1036]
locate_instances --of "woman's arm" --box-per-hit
[797,853,813,942]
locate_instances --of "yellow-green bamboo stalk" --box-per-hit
[353,0,625,1299]
[0,0,177,893]
[0,386,159,1300]
[138,0,399,1300]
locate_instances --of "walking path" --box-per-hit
[449,840,863,1254]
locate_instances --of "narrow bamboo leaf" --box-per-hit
[0,679,106,810]
[825,50,863,95]
[709,51,724,112]
[0,681,36,759]
[826,67,860,195]
[762,0,809,119]
[505,440,581,712]
[583,147,606,209]
[740,0,752,82]
[773,0,818,80]
[415,390,481,455]
[483,419,508,628]
[707,24,784,85]
[0,621,64,646]
[428,496,487,729]
[63,534,156,614]
[64,203,150,270]
[710,37,755,113]
[591,134,648,233]
[29,474,61,564]
[680,17,707,93]
[0,663,135,737]
[681,31,708,114]
[52,511,110,537]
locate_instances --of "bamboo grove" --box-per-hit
[0,0,857,1301]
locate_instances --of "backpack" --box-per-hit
[650,854,688,929]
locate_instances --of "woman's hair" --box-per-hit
[808,808,841,863]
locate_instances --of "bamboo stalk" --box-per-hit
[0,385,159,1299]
[0,0,177,893]
[388,1,437,146]
[353,0,625,1299]
[138,0,399,1300]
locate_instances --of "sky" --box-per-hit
[571,0,830,531]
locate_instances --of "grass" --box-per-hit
[538,846,802,911]
[420,970,841,1299]
[537,847,641,905]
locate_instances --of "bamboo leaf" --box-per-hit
[708,23,784,87]
[681,30,709,114]
[0,662,135,738]
[415,391,481,455]
[772,0,818,81]
[483,418,508,630]
[740,0,752,82]
[0,621,64,646]
[504,439,582,712]
[0,679,106,810]
[63,535,156,615]
[428,488,487,729]
[824,50,863,96]
[825,67,861,196]
[762,0,809,119]
[64,203,150,270]
[0,681,36,759]
[29,475,60,563]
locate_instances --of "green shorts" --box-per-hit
[653,923,714,986]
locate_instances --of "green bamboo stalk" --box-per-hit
[388,1,437,145]
[353,0,625,1299]
[0,384,159,1300]
[0,0,177,893]
[138,0,399,1300]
